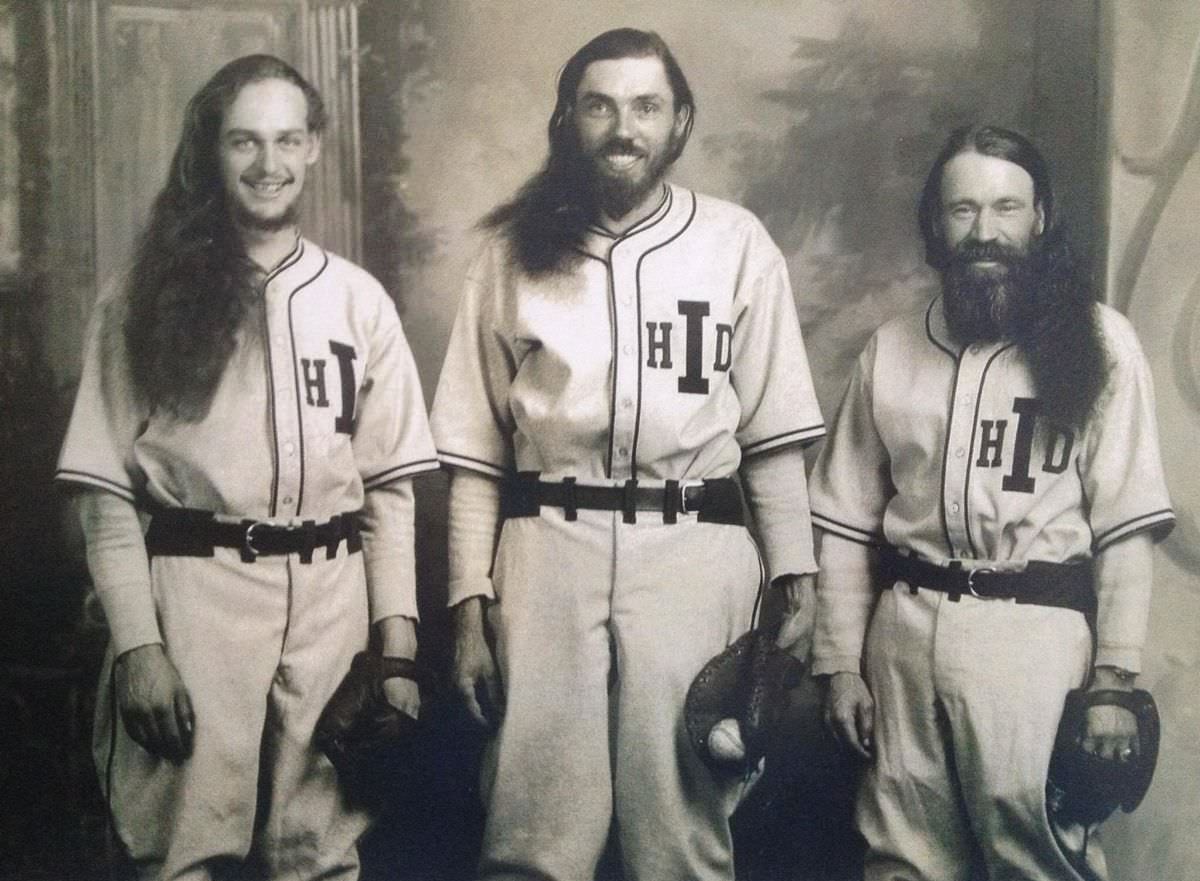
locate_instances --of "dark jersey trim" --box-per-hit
[363,458,442,489]
[812,511,884,546]
[1094,509,1176,551]
[437,450,509,479]
[53,469,137,503]
[628,190,696,473]
[285,248,331,516]
[925,298,957,359]
[742,424,827,456]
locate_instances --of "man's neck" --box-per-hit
[242,225,300,272]
[600,182,667,236]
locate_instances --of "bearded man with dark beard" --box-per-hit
[430,28,825,881]
[810,125,1175,881]
[55,55,437,880]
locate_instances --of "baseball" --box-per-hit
[707,718,747,762]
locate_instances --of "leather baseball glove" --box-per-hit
[314,651,426,802]
[1047,687,1160,827]
[684,628,805,775]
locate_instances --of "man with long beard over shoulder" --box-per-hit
[810,125,1175,880]
[55,55,437,879]
[430,28,825,881]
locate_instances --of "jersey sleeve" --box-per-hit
[55,293,146,501]
[430,244,517,478]
[352,290,439,491]
[808,335,893,546]
[1081,316,1174,551]
[732,235,825,458]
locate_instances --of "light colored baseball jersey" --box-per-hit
[809,297,1174,565]
[56,236,439,618]
[431,184,825,485]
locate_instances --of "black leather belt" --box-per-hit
[145,508,363,563]
[880,547,1095,617]
[501,473,744,526]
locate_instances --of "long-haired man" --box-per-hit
[57,55,437,879]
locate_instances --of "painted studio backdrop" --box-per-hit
[0,1,1197,878]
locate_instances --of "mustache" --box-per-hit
[598,137,646,158]
[950,240,1024,265]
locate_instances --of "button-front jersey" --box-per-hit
[431,185,825,483]
[56,237,438,521]
[809,298,1174,567]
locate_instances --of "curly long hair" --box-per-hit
[918,125,1109,433]
[123,55,325,420]
[482,28,695,276]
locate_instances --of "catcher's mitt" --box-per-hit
[314,652,426,803]
[1047,687,1160,827]
[684,628,805,775]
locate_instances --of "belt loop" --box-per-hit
[299,520,317,564]
[622,478,638,525]
[562,477,578,522]
[662,479,679,524]
[345,514,363,554]
[325,514,341,560]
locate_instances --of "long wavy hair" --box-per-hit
[123,55,325,420]
[482,28,695,275]
[918,125,1109,433]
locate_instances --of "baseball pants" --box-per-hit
[478,505,763,881]
[858,582,1097,881]
[93,544,371,881]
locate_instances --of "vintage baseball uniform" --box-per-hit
[56,237,438,881]
[431,184,824,881]
[810,298,1174,881]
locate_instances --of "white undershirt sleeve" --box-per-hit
[446,467,502,607]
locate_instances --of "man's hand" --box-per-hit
[1082,666,1139,761]
[453,596,503,728]
[376,615,420,719]
[824,671,875,760]
[774,573,817,661]
[115,643,194,763]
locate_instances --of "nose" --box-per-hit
[613,106,635,139]
[257,142,282,174]
[971,208,998,242]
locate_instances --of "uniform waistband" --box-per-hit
[144,508,362,563]
[880,547,1095,617]
[500,473,745,526]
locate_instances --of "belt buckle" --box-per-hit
[243,521,268,559]
[679,482,702,514]
[964,567,995,598]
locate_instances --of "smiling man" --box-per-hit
[55,55,436,879]
[811,125,1175,880]
[430,28,824,881]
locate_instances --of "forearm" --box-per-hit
[359,479,418,623]
[740,444,818,582]
[74,488,161,657]
[1093,531,1153,674]
[447,467,502,607]
[811,529,878,676]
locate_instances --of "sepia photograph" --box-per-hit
[1,1,1196,879]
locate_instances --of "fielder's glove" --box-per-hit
[1048,687,1160,827]
[314,651,426,801]
[684,628,805,776]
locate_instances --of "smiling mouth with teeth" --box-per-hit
[246,179,290,195]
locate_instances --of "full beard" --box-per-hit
[583,136,675,220]
[940,236,1110,432]
[941,241,1038,344]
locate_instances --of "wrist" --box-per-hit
[374,615,418,659]
[1092,665,1137,690]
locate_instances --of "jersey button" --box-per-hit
[955,447,965,458]
[617,446,629,457]
[622,344,633,356]
[282,496,294,505]
[950,502,961,514]
[621,398,633,409]
[284,442,296,455]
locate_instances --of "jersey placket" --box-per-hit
[265,278,303,520]
[607,243,642,482]
[943,344,989,560]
